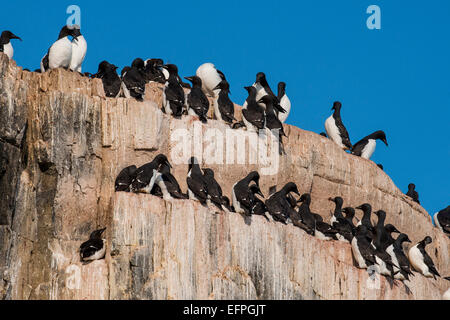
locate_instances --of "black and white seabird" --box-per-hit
[242,86,265,132]
[297,193,338,240]
[151,162,187,200]
[0,31,22,60]
[196,62,226,97]
[265,182,300,224]
[352,225,377,269]
[41,25,79,72]
[277,82,291,123]
[69,25,87,73]
[131,154,172,193]
[377,164,384,170]
[221,196,235,213]
[258,95,287,154]
[213,80,235,124]
[329,196,344,225]
[372,210,392,250]
[144,58,165,83]
[406,183,420,204]
[162,64,185,118]
[80,228,107,262]
[351,130,388,160]
[386,233,414,281]
[121,58,146,101]
[93,61,121,98]
[434,205,450,236]
[115,165,137,192]
[203,168,225,210]
[408,236,440,279]
[356,203,374,236]
[232,171,260,216]
[324,101,352,151]
[185,76,209,123]
[186,157,208,204]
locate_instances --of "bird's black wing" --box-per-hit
[123,69,146,99]
[188,89,209,121]
[351,139,367,156]
[217,69,226,80]
[218,94,235,123]
[80,239,103,258]
[187,176,208,202]
[335,118,352,149]
[41,52,49,72]
[242,107,265,129]
[422,250,440,277]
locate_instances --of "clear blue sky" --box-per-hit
[2,1,449,216]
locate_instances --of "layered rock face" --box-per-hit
[0,53,448,299]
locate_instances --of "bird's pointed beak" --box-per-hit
[165,160,172,168]
[213,83,221,90]
[328,197,335,202]
[257,189,264,198]
[12,34,22,41]
[356,205,363,210]
[383,139,388,146]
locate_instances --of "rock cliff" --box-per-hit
[0,53,448,299]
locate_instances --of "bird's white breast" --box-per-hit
[325,115,344,148]
[408,245,430,276]
[49,37,73,69]
[231,183,244,214]
[351,238,367,268]
[3,42,13,59]
[278,94,291,123]
[70,35,87,72]
[213,96,223,121]
[361,139,376,160]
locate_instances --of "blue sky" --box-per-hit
[2,1,449,216]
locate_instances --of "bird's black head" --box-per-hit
[356,203,372,213]
[377,164,384,170]
[163,64,178,76]
[374,210,386,219]
[385,224,400,234]
[153,154,171,169]
[408,183,416,190]
[203,168,214,178]
[422,236,432,245]
[132,58,145,70]
[59,25,79,40]
[1,31,22,42]
[278,82,286,92]
[299,193,311,204]
[70,25,82,38]
[319,132,327,137]
[213,80,230,92]
[282,182,300,196]
[342,207,355,217]
[245,171,260,186]
[222,196,230,206]
[257,95,277,110]
[255,72,266,84]
[328,196,343,207]
[184,75,202,87]
[249,183,264,198]
[372,130,388,146]
[244,86,257,95]
[331,101,342,111]
[397,233,411,244]
[148,58,163,69]
[90,227,106,240]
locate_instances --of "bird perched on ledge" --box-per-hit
[41,25,80,72]
[324,101,352,151]
[406,183,420,204]
[351,130,388,160]
[80,228,106,262]
[0,30,22,60]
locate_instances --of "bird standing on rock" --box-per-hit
[213,80,235,124]
[115,165,137,192]
[121,58,147,100]
[232,171,261,216]
[131,154,172,193]
[80,228,107,262]
[186,157,208,204]
[242,86,265,132]
[277,82,291,123]
[162,64,186,118]
[434,205,450,236]
[406,183,420,204]
[265,182,300,224]
[203,168,225,210]
[324,101,352,151]
[41,25,79,72]
[185,75,209,123]
[351,130,388,160]
[0,30,22,60]
[408,236,440,279]
[93,61,121,98]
